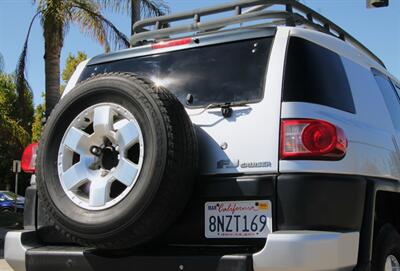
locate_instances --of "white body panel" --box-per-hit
[279,27,400,181]
[63,26,400,180]
[188,29,289,175]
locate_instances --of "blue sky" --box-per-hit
[0,0,399,106]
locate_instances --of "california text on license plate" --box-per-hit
[205,200,272,238]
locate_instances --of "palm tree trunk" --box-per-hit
[131,0,141,36]
[43,16,62,117]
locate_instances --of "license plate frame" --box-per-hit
[204,200,272,239]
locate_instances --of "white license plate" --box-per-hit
[205,200,272,238]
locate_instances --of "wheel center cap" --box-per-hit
[101,147,119,170]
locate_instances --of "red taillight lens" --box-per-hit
[151,37,193,49]
[280,119,347,160]
[21,143,38,173]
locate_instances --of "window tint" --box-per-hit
[393,82,400,98]
[373,70,400,130]
[80,38,272,107]
[283,37,355,113]
[0,192,13,200]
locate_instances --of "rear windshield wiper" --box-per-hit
[188,101,249,117]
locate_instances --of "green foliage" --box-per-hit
[62,51,87,83]
[32,94,46,142]
[0,73,34,190]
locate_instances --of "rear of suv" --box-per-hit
[5,1,400,271]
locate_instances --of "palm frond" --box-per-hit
[16,11,41,100]
[96,0,169,18]
[95,0,131,15]
[140,0,169,18]
[71,0,130,50]
[69,1,111,52]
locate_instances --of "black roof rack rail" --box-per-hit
[131,0,384,67]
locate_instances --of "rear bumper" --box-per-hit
[5,230,359,271]
[254,231,359,271]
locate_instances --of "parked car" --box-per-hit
[0,191,24,213]
[5,0,400,271]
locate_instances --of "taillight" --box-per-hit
[151,37,193,49]
[280,119,347,160]
[21,143,38,173]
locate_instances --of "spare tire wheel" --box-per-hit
[36,73,198,249]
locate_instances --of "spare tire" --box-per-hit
[36,73,198,249]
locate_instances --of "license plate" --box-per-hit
[205,200,272,238]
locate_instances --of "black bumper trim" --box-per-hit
[26,246,253,271]
[276,173,367,232]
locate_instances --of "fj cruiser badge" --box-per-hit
[217,159,239,169]
[240,161,272,168]
[217,160,271,169]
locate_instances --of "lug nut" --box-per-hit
[90,146,102,156]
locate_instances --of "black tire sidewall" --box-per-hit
[372,224,400,271]
[38,76,168,238]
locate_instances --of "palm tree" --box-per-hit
[17,0,130,117]
[97,0,169,36]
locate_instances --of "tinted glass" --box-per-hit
[283,37,355,113]
[393,82,400,98]
[1,192,13,200]
[373,70,400,130]
[80,38,272,107]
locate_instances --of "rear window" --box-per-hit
[79,38,273,107]
[283,37,355,113]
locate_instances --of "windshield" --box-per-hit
[80,37,273,107]
[1,191,15,200]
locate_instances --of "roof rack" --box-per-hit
[131,0,384,67]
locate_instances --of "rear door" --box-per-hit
[79,28,290,175]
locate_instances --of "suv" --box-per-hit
[5,1,400,271]
[0,191,24,213]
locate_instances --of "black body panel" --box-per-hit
[28,173,400,271]
[36,174,276,253]
[154,174,274,249]
[355,177,400,271]
[276,174,367,231]
[26,246,253,271]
